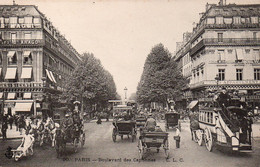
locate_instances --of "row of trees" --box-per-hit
[136,43,187,109]
[62,52,120,111]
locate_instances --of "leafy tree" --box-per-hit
[136,43,187,107]
[62,52,118,111]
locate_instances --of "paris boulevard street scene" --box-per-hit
[1,0,260,167]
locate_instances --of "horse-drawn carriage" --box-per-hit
[112,120,137,142]
[138,131,169,160]
[191,97,253,152]
[165,112,181,131]
[54,104,85,157]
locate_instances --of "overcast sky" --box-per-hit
[1,0,259,98]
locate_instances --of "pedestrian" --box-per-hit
[2,120,8,140]
[18,115,26,135]
[8,115,14,130]
[14,115,19,131]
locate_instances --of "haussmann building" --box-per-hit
[0,5,81,117]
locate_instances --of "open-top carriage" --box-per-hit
[165,112,181,131]
[191,97,253,152]
[138,131,169,160]
[135,116,147,130]
[112,120,137,142]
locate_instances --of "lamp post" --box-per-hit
[215,74,220,91]
[124,87,128,101]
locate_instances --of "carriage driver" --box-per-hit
[62,114,74,139]
[144,113,157,132]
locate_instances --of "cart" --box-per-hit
[112,120,137,142]
[165,112,181,131]
[138,131,169,160]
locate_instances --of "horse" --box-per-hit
[45,118,57,147]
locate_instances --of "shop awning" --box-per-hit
[236,49,244,60]
[23,92,31,99]
[20,67,32,79]
[187,100,198,109]
[7,93,16,99]
[0,92,3,98]
[5,68,17,79]
[45,69,53,82]
[49,71,57,83]
[36,103,41,108]
[14,102,32,112]
[23,51,31,57]
[7,51,15,57]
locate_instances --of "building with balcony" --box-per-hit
[173,2,260,109]
[0,5,81,117]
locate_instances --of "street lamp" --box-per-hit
[124,87,128,100]
[215,74,220,91]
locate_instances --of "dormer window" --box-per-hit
[233,16,241,24]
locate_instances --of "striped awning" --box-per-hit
[45,69,53,82]
[23,51,31,57]
[7,93,16,99]
[187,100,198,109]
[14,102,32,112]
[0,92,3,98]
[5,68,17,79]
[21,67,32,79]
[7,51,15,57]
[49,71,57,83]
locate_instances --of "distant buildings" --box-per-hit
[173,2,260,109]
[0,5,81,116]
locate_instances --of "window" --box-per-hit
[218,69,225,80]
[251,17,258,24]
[233,17,241,24]
[253,49,260,61]
[11,33,16,44]
[9,17,17,24]
[253,32,257,39]
[254,69,260,80]
[216,17,223,24]
[4,18,9,24]
[217,50,225,61]
[236,69,243,80]
[224,18,232,24]
[245,49,250,54]
[23,51,32,65]
[207,18,215,24]
[218,33,223,42]
[18,17,24,23]
[24,33,31,40]
[7,51,17,65]
[24,17,32,24]
[33,17,40,24]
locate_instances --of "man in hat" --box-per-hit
[144,113,156,132]
[62,114,73,139]
[217,87,231,107]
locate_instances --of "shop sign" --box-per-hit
[0,39,43,45]
[0,23,41,29]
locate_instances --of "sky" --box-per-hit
[1,0,259,98]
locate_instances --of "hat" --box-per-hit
[65,114,69,117]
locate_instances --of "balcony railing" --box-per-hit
[0,82,44,88]
[190,38,260,56]
[0,39,44,47]
[190,80,260,89]
[204,38,260,45]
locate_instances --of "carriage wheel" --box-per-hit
[197,130,203,146]
[138,140,144,160]
[112,128,116,142]
[164,139,169,159]
[74,138,79,153]
[204,128,213,152]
